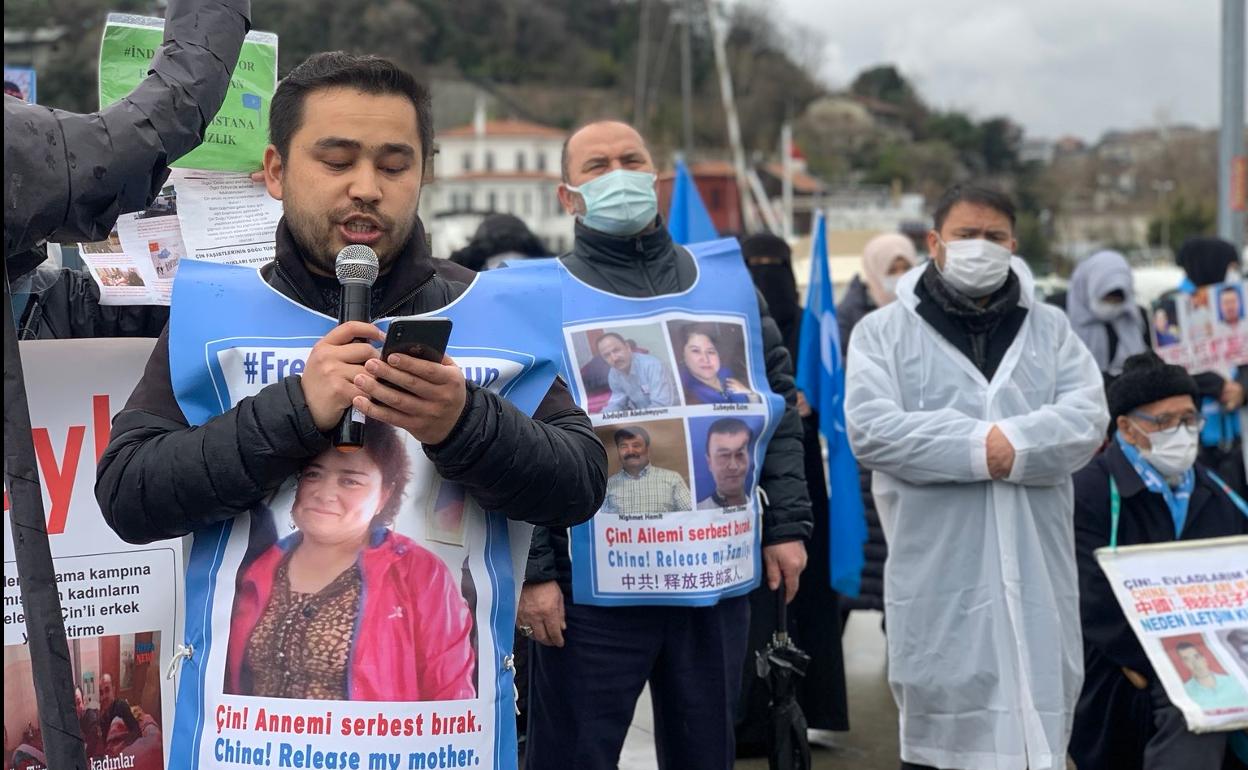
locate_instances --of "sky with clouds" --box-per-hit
[770,0,1237,143]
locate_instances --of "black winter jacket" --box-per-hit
[96,219,607,544]
[526,219,813,591]
[16,264,168,340]
[1069,441,1248,770]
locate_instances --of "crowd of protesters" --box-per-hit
[6,38,1247,770]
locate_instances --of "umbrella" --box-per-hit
[755,577,812,770]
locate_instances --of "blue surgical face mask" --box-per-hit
[566,169,658,236]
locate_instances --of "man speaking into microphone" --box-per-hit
[95,52,606,542]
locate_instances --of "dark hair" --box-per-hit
[613,425,651,447]
[360,420,410,528]
[932,183,1016,232]
[298,421,410,530]
[3,80,21,94]
[1177,236,1239,287]
[448,213,549,270]
[1175,641,1199,653]
[679,322,722,350]
[269,52,433,164]
[595,332,627,349]
[706,417,753,448]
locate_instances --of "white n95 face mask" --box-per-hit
[938,238,1013,298]
[1138,424,1199,479]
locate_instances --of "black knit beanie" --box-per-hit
[1107,352,1199,424]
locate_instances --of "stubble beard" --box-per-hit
[283,192,418,275]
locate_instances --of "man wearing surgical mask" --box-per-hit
[519,120,812,769]
[1070,352,1248,770]
[845,184,1109,770]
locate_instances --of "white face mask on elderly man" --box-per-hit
[1135,422,1199,478]
[937,237,1012,298]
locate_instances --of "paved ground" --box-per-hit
[620,610,900,770]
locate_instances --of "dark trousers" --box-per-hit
[525,595,750,770]
[1143,680,1227,770]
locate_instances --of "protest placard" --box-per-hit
[99,14,277,173]
[4,339,182,769]
[1151,279,1248,375]
[83,16,281,305]
[1096,536,1248,732]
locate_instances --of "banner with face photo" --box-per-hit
[1096,536,1248,732]
[165,259,562,770]
[557,239,784,606]
[1152,279,1248,375]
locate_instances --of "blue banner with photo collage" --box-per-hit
[165,259,563,770]
[555,238,784,607]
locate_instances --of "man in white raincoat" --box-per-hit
[845,184,1108,770]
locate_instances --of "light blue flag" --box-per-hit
[795,210,866,597]
[667,158,719,244]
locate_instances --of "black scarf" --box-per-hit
[919,261,1022,373]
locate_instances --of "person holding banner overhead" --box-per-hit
[520,119,810,770]
[1069,351,1248,770]
[845,183,1108,770]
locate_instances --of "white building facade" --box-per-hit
[425,117,572,259]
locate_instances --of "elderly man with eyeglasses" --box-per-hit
[1069,351,1248,770]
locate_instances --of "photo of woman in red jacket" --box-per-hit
[224,420,477,702]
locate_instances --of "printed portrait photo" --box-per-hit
[1186,288,1217,342]
[689,414,764,511]
[569,323,681,414]
[225,420,478,702]
[5,632,164,770]
[595,419,693,515]
[1151,299,1182,347]
[666,319,760,406]
[1217,283,1244,327]
[1161,633,1248,713]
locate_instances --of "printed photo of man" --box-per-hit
[596,331,678,411]
[696,418,754,510]
[603,426,692,514]
[1218,284,1244,327]
[1175,640,1248,711]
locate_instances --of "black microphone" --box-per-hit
[332,244,380,451]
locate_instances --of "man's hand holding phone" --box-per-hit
[351,319,466,445]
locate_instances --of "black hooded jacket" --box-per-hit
[95,219,607,544]
[526,219,813,591]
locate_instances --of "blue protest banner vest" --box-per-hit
[555,238,784,606]
[166,258,561,770]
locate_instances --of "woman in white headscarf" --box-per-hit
[837,233,919,355]
[1066,250,1149,378]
